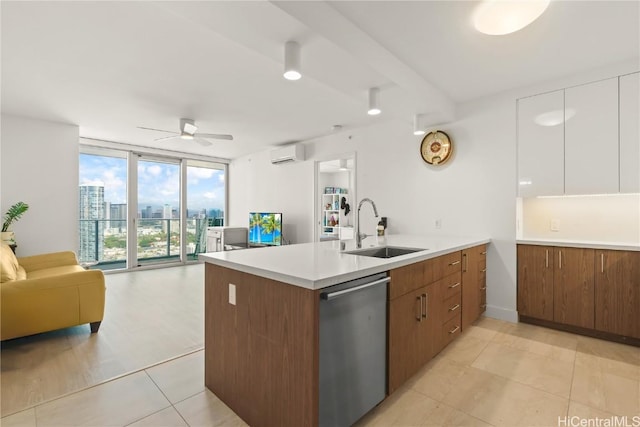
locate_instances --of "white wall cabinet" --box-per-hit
[620,72,640,193]
[517,90,565,197]
[565,78,619,195]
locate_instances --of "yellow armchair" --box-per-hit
[1,244,106,341]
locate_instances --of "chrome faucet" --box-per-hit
[356,198,379,248]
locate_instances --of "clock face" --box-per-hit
[420,131,453,165]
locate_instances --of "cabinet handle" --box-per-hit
[481,304,487,309]
[449,282,461,289]
[545,249,549,268]
[601,253,604,273]
[463,254,468,272]
[422,293,428,319]
[416,296,422,322]
[558,250,562,269]
[449,260,460,266]
[480,286,487,290]
[481,268,487,273]
[448,303,460,312]
[481,251,487,255]
[448,325,460,334]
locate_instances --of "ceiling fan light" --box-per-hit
[413,114,425,135]
[473,0,550,35]
[284,41,302,81]
[367,87,381,115]
[180,133,194,140]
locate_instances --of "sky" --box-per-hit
[79,154,225,212]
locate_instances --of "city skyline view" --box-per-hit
[79,154,225,214]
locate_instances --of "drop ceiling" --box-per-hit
[1,1,638,159]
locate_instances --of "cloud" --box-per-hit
[203,192,216,199]
[80,179,105,186]
[148,165,162,176]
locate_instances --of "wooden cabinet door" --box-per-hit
[620,72,640,193]
[517,90,565,197]
[388,287,426,394]
[517,245,554,321]
[565,78,619,194]
[595,250,640,338]
[553,247,595,328]
[461,245,484,330]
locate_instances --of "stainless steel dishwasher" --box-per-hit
[319,272,389,427]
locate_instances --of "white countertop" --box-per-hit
[199,234,491,290]
[517,238,640,252]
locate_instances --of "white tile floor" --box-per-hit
[2,317,639,426]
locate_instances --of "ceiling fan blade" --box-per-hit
[194,133,234,141]
[194,137,213,147]
[137,126,178,134]
[154,135,179,142]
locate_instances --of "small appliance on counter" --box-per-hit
[206,227,248,252]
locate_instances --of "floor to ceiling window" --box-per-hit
[79,148,128,270]
[79,144,227,271]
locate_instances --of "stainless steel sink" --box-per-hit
[345,246,427,259]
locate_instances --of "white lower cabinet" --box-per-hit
[565,77,619,195]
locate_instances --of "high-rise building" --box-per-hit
[79,184,105,262]
[110,203,127,231]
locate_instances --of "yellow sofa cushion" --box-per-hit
[1,243,19,282]
[27,264,85,280]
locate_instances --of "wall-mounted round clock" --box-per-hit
[420,130,453,165]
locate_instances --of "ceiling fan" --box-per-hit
[138,118,233,146]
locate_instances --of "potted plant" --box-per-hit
[2,202,29,243]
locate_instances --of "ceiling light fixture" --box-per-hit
[413,114,425,136]
[283,41,302,81]
[339,159,348,171]
[473,0,550,36]
[367,87,381,115]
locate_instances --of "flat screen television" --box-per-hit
[249,212,282,246]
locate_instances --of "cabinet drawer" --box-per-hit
[441,315,461,348]
[433,251,462,280]
[440,272,462,301]
[442,293,462,324]
[389,260,425,300]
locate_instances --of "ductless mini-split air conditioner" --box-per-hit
[270,144,305,165]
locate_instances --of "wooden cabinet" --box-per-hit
[595,250,640,338]
[619,72,640,193]
[553,247,595,329]
[461,245,488,330]
[437,273,462,352]
[518,244,640,345]
[517,245,554,321]
[565,78,619,194]
[388,283,438,394]
[388,251,462,394]
[517,90,565,197]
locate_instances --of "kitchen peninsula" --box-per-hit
[200,235,490,427]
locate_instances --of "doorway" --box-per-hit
[315,154,357,242]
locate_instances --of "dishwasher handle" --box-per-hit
[321,277,390,300]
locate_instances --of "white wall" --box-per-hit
[522,195,640,244]
[1,114,79,256]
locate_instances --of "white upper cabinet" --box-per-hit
[565,78,619,195]
[517,90,565,197]
[620,72,640,193]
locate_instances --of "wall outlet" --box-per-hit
[229,283,236,305]
[550,219,560,232]
[435,219,442,229]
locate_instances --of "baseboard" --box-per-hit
[519,315,640,347]
[484,305,518,323]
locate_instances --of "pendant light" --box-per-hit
[367,87,381,115]
[413,114,425,136]
[283,41,301,81]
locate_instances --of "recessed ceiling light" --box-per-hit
[283,41,302,81]
[368,87,381,115]
[473,0,550,36]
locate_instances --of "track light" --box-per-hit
[367,87,381,115]
[283,41,301,81]
[413,115,425,136]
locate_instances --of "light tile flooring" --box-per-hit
[3,317,639,426]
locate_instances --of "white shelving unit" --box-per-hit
[322,193,342,236]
